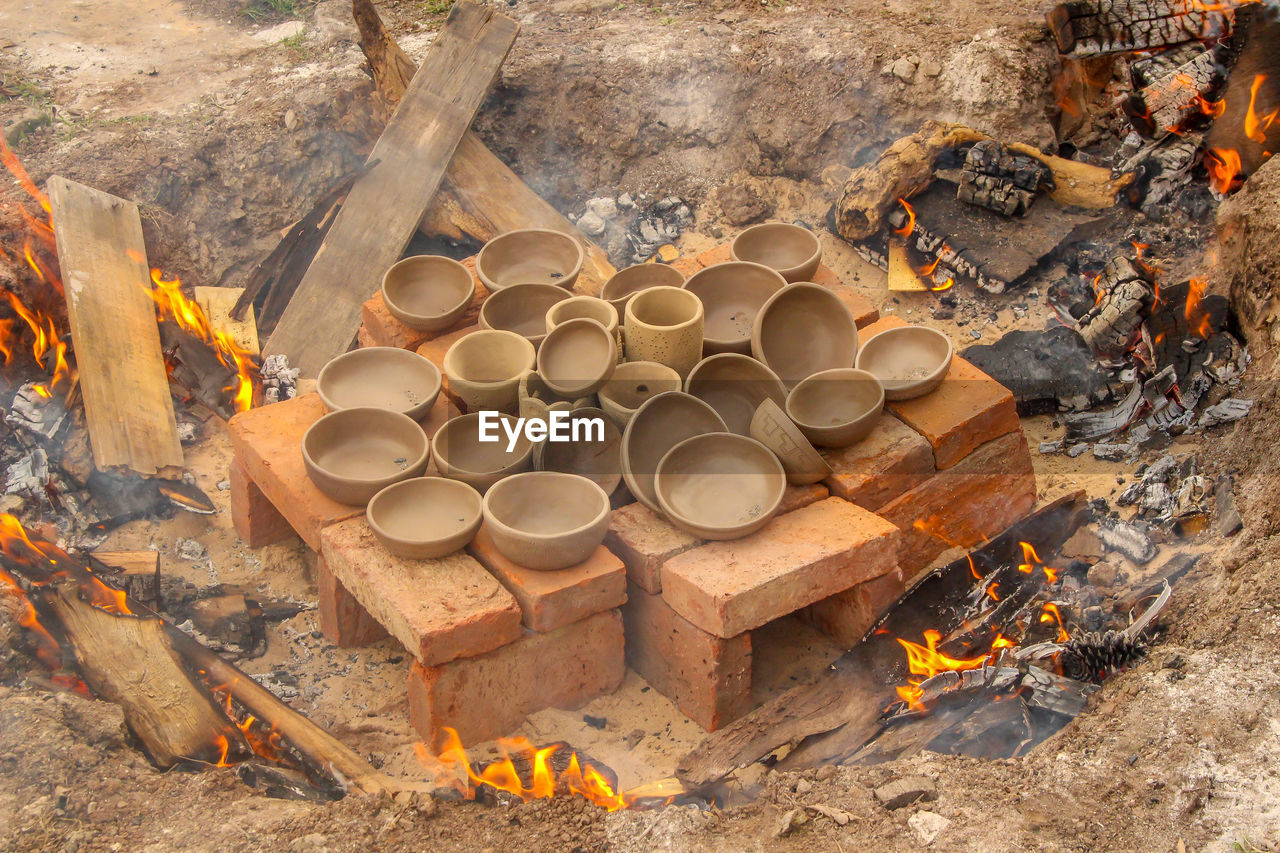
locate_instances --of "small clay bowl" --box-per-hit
[476,228,585,292]
[442,329,536,413]
[432,412,535,493]
[621,391,727,513]
[301,407,430,505]
[684,353,788,436]
[316,347,442,420]
[597,360,682,429]
[752,282,858,388]
[478,283,572,349]
[517,370,592,423]
[730,222,822,283]
[855,325,955,401]
[366,477,482,559]
[545,295,619,338]
[533,407,623,495]
[537,318,617,398]
[600,263,686,316]
[681,262,786,355]
[482,471,611,570]
[653,432,786,540]
[785,368,885,448]
[381,255,475,331]
[749,398,832,486]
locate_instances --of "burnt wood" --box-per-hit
[1047,0,1239,58]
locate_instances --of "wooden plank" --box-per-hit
[887,242,928,292]
[265,1,519,376]
[194,286,259,354]
[47,176,183,475]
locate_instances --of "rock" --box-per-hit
[773,808,807,838]
[795,778,813,795]
[717,184,773,227]
[577,211,607,236]
[874,775,937,809]
[1093,443,1133,461]
[919,59,942,78]
[617,193,634,209]
[176,538,206,561]
[585,196,618,220]
[1086,558,1121,590]
[176,421,199,444]
[815,764,837,782]
[217,480,231,491]
[908,811,952,846]
[891,57,918,82]
[1039,441,1063,454]
[1066,442,1090,458]
[638,220,661,243]
[283,109,298,131]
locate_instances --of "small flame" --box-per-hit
[1185,277,1214,339]
[1040,602,1071,643]
[0,514,131,615]
[1205,147,1243,194]
[985,582,1001,602]
[894,629,994,711]
[0,565,62,669]
[893,198,916,238]
[1244,74,1278,146]
[1195,93,1226,119]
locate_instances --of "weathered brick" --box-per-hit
[357,326,377,349]
[803,565,909,650]
[696,243,733,268]
[668,256,704,278]
[315,553,389,647]
[822,414,935,511]
[230,459,296,548]
[360,258,488,351]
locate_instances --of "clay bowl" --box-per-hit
[785,368,885,448]
[600,263,686,315]
[475,228,585,292]
[316,347,442,420]
[653,432,786,540]
[681,262,786,355]
[855,325,955,401]
[536,318,617,398]
[365,477,482,559]
[730,222,822,283]
[752,282,858,388]
[381,255,475,331]
[533,407,623,495]
[482,471,611,570]
[517,370,592,423]
[684,353,788,436]
[442,329,536,414]
[301,407,430,505]
[545,295,619,338]
[597,360,682,429]
[432,412,534,493]
[620,391,727,513]
[749,398,832,486]
[478,283,572,349]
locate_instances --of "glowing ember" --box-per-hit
[1185,277,1214,338]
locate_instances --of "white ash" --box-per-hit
[1198,398,1253,429]
[260,353,299,405]
[4,384,69,441]
[4,448,48,502]
[175,538,207,561]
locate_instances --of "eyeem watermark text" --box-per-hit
[477,411,606,452]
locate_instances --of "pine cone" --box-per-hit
[1060,631,1147,683]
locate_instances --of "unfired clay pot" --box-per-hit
[517,370,594,424]
[653,432,786,540]
[620,391,727,513]
[537,318,617,397]
[482,471,611,570]
[301,407,430,505]
[752,282,858,388]
[681,262,786,355]
[623,286,705,379]
[597,360,682,429]
[785,367,885,448]
[684,353,788,436]
[600,263,686,315]
[478,283,572,349]
[365,477,482,559]
[381,255,475,331]
[545,295,619,338]
[475,229,585,292]
[855,325,955,400]
[442,329,537,413]
[730,222,822,283]
[749,398,832,486]
[316,347,441,420]
[533,406,622,495]
[432,412,534,493]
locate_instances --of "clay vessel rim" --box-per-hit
[315,347,442,413]
[536,317,617,394]
[442,329,537,389]
[652,432,787,531]
[381,255,474,320]
[685,352,787,386]
[600,263,686,302]
[475,228,586,291]
[301,407,431,482]
[624,285,703,329]
[483,471,611,541]
[682,261,787,346]
[785,367,886,429]
[432,412,534,475]
[478,283,573,335]
[730,222,822,274]
[620,391,728,510]
[546,295,619,329]
[855,325,955,389]
[365,477,482,546]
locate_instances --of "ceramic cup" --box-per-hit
[623,286,704,379]
[442,329,536,414]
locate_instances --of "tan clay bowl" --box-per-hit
[475,228,585,292]
[684,353,788,436]
[442,329,537,414]
[730,222,822,283]
[785,368,885,448]
[482,471,611,570]
[517,370,593,423]
[682,262,786,355]
[855,325,955,401]
[432,412,535,493]
[545,295,619,338]
[749,398,832,486]
[301,407,430,505]
[597,360,682,429]
[365,477,482,559]
[752,282,858,388]
[381,255,475,331]
[653,432,786,540]
[622,286,705,378]
[536,317,617,398]
[478,283,572,349]
[600,263,686,315]
[316,347,442,420]
[620,391,727,513]
[533,406,623,495]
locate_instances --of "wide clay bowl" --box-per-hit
[600,263,686,315]
[533,407,623,495]
[316,347,442,420]
[478,283,572,349]
[432,412,534,493]
[653,432,786,540]
[749,398,832,485]
[684,353,788,436]
[302,407,430,505]
[442,329,536,413]
[621,391,727,513]
[366,477,482,559]
[682,262,786,355]
[537,318,617,397]
[381,255,475,331]
[597,360,682,429]
[476,228,585,292]
[482,471,611,570]
[545,295,619,338]
[752,282,858,388]
[855,325,955,401]
[730,222,822,283]
[785,368,885,448]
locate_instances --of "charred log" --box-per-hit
[1076,256,1158,360]
[1047,0,1240,58]
[956,140,1054,216]
[1121,46,1226,138]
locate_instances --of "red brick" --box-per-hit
[822,414,935,511]
[357,326,377,349]
[315,553,389,647]
[661,498,900,638]
[695,244,733,268]
[415,323,479,374]
[810,265,880,328]
[230,459,296,548]
[320,517,523,665]
[360,258,489,351]
[668,256,704,278]
[408,609,625,747]
[803,565,909,649]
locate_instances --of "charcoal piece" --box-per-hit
[1064,379,1144,442]
[957,141,1054,216]
[1021,665,1094,716]
[1095,517,1158,564]
[937,696,1032,759]
[962,326,1112,414]
[1198,398,1253,428]
[1077,257,1158,360]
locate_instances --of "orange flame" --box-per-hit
[1185,277,1214,338]
[986,582,1001,602]
[1040,602,1071,643]
[894,629,993,711]
[1205,147,1243,194]
[1244,74,1278,145]
[0,514,131,615]
[1017,541,1060,584]
[0,565,62,669]
[893,198,916,238]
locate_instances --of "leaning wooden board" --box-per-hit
[265,1,520,377]
[48,176,183,475]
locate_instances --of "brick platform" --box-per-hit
[821,414,934,511]
[315,554,389,647]
[229,459,295,549]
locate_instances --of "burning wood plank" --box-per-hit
[1047,0,1241,58]
[1076,256,1158,359]
[194,287,258,355]
[1122,45,1226,138]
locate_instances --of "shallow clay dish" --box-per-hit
[365,477,482,559]
[855,325,955,400]
[533,407,623,495]
[600,263,686,315]
[545,295,619,338]
[537,318,617,398]
[482,471,611,570]
[684,353,788,435]
[785,367,885,448]
[478,283,572,349]
[749,398,832,485]
[730,222,822,283]
[301,407,430,505]
[597,360,682,429]
[381,255,474,331]
[316,347,441,420]
[432,412,535,493]
[681,262,786,355]
[442,329,536,413]
[476,229,585,292]
[653,432,786,540]
[620,391,727,513]
[752,282,858,388]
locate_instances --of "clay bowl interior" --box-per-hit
[536,318,616,397]
[749,398,832,486]
[381,255,475,331]
[752,283,858,388]
[684,353,788,435]
[302,407,430,505]
[316,347,442,420]
[855,325,955,401]
[476,229,585,292]
[432,412,534,492]
[626,285,702,329]
[730,222,822,283]
[681,262,785,355]
[654,432,786,540]
[600,263,686,315]
[621,391,727,512]
[534,407,623,495]
[442,330,536,413]
[482,471,611,570]
[597,360,682,428]
[478,283,572,348]
[366,477,482,559]
[545,295,619,335]
[785,367,885,448]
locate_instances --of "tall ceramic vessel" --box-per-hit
[623,286,704,379]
